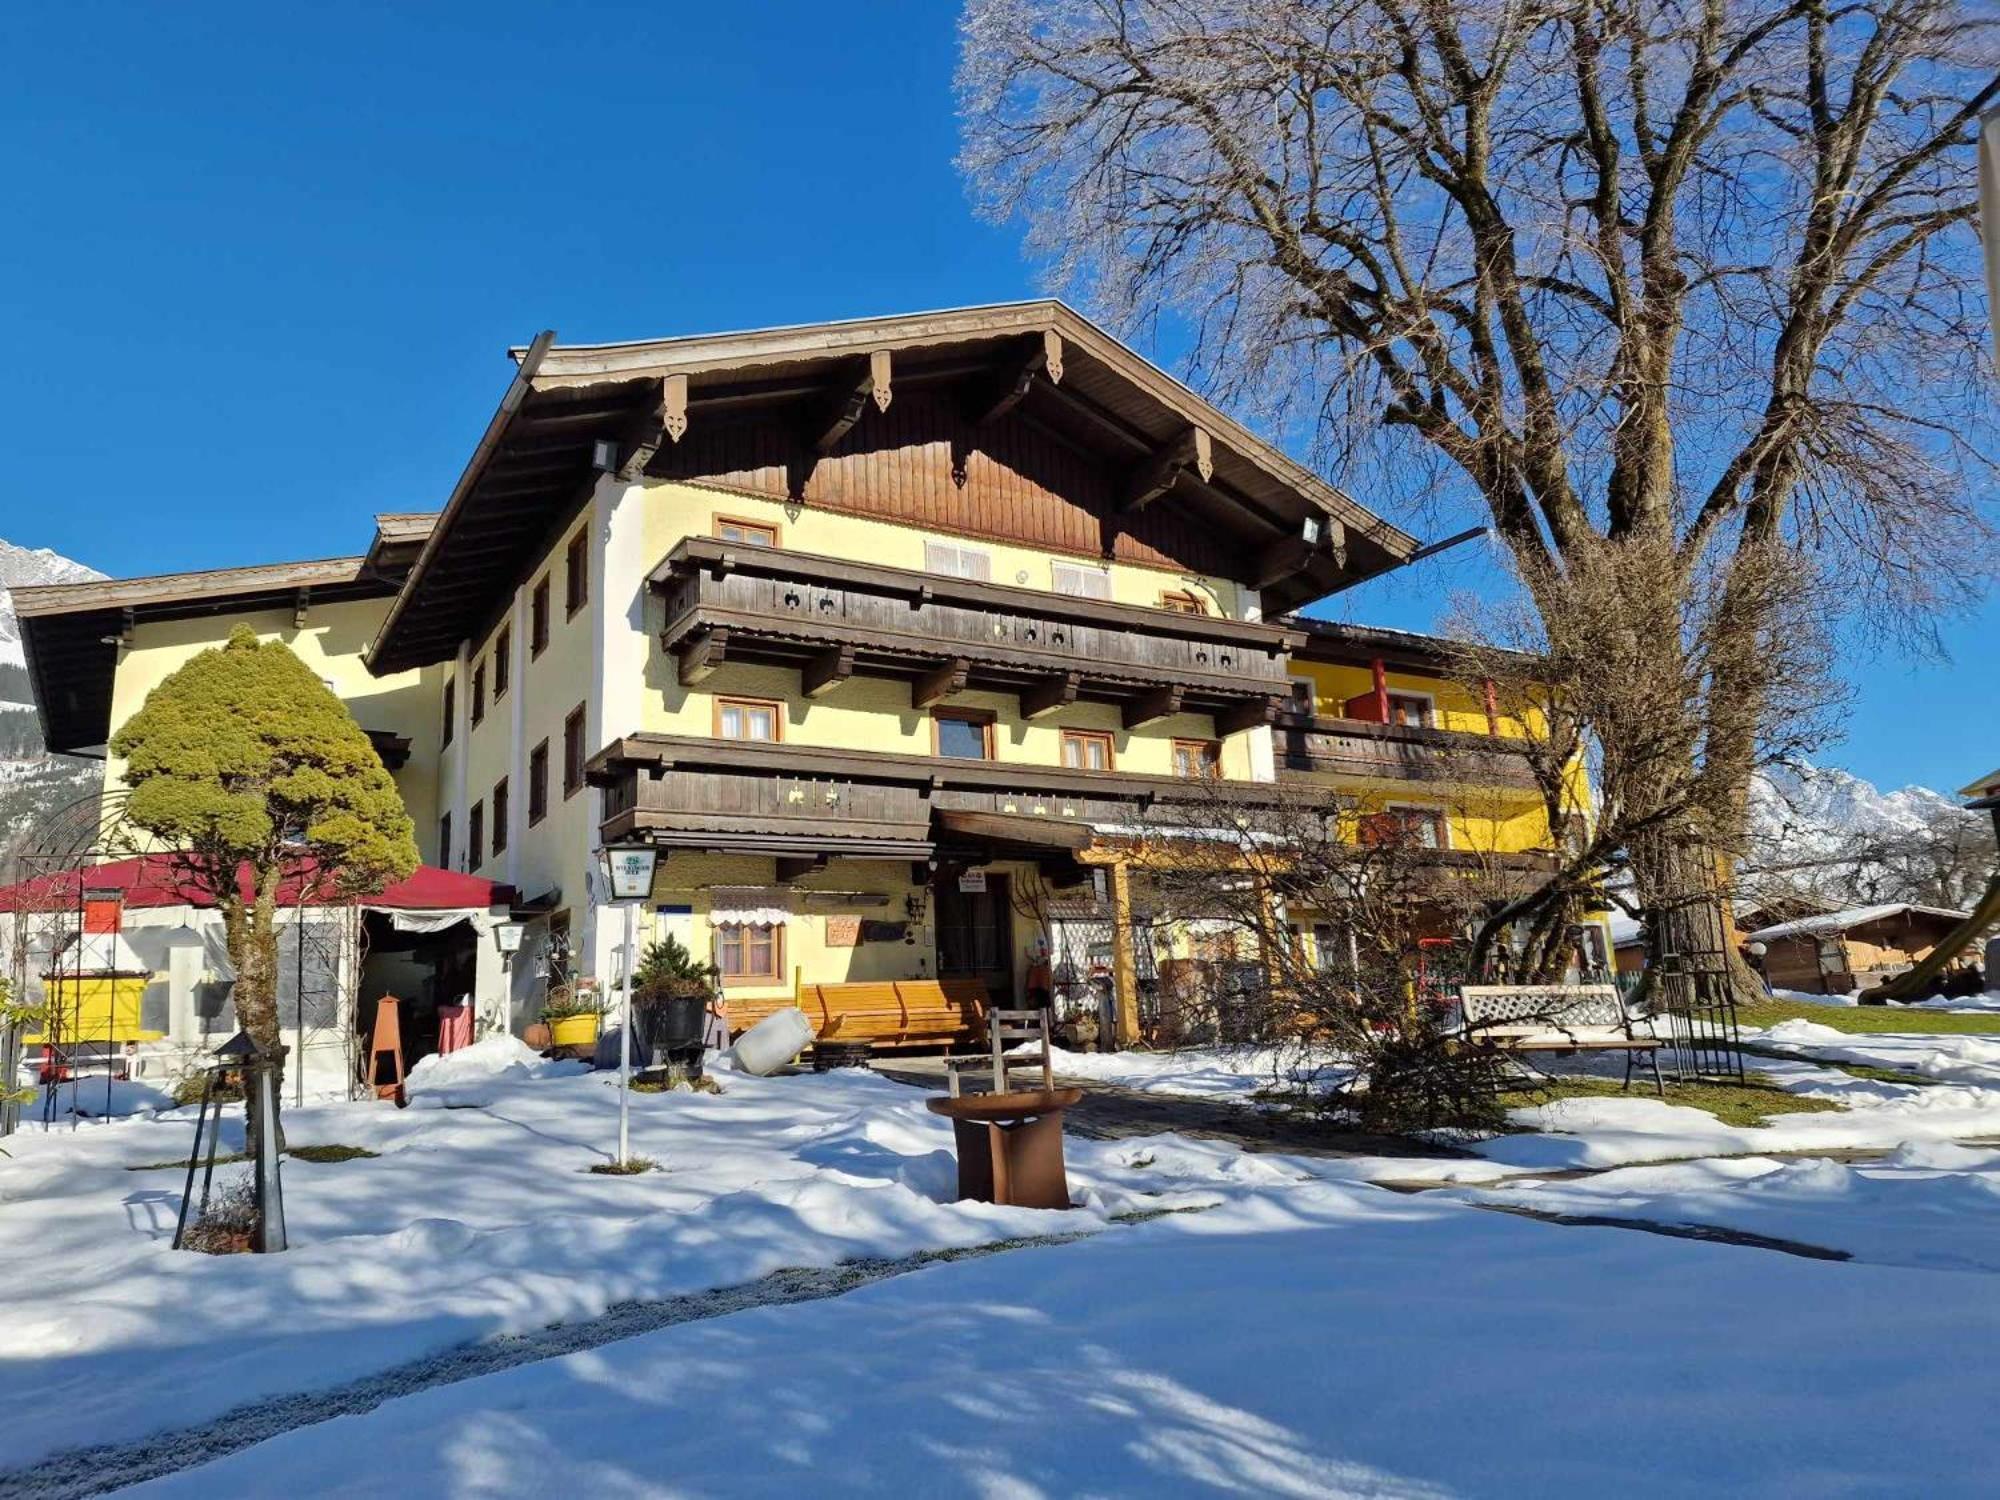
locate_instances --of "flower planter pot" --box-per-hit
[547,1014,601,1048]
[634,989,711,1077]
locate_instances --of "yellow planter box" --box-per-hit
[547,1013,601,1048]
[29,975,162,1043]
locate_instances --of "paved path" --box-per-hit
[870,1058,1468,1163]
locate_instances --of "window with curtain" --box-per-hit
[715,697,781,741]
[1061,729,1114,771]
[715,922,782,982]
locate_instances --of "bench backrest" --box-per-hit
[988,1007,1052,1095]
[1459,984,1629,1036]
[730,979,986,1048]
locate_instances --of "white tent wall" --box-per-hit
[108,904,363,1099]
[7,896,512,1100]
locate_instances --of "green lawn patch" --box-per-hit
[285,1144,379,1163]
[588,1156,658,1176]
[1738,998,2000,1036]
[1501,1071,1841,1129]
[127,1143,378,1171]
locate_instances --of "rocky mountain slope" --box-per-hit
[1,539,105,857]
[1747,759,1988,914]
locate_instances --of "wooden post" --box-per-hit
[1483,678,1500,736]
[1108,860,1141,1049]
[1372,658,1390,723]
[1255,875,1286,1000]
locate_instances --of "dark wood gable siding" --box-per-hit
[649,389,1245,577]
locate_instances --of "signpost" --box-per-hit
[597,843,660,1167]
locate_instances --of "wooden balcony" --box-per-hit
[1274,711,1539,792]
[590,734,1265,858]
[650,537,1299,731]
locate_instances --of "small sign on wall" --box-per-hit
[825,915,862,948]
[957,870,988,894]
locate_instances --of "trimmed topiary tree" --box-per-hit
[111,626,418,1143]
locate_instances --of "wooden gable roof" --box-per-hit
[367,301,1418,674]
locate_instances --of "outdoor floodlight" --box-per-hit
[597,843,659,905]
[1301,514,1322,547]
[591,437,620,472]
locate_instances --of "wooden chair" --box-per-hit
[930,1006,1081,1210]
[945,1007,1053,1098]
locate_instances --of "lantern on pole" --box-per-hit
[596,843,659,1168]
[175,1029,286,1253]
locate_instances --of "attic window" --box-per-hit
[1052,561,1111,600]
[924,541,991,581]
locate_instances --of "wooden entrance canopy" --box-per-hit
[368,301,1419,674]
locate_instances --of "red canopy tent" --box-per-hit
[0,854,512,914]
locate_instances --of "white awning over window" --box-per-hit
[708,889,792,927]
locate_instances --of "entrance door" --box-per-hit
[934,871,1013,1003]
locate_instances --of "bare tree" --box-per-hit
[960,0,1999,988]
[1128,780,1536,1132]
[1441,536,1840,986]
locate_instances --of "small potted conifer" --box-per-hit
[631,935,717,1080]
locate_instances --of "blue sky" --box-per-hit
[2,1,1992,794]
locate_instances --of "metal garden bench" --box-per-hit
[1458,983,1665,1096]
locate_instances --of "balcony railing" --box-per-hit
[591,734,1267,856]
[1274,710,1539,792]
[650,537,1297,730]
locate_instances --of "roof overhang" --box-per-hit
[368,301,1419,674]
[14,557,391,755]
[15,512,435,755]
[1286,616,1544,676]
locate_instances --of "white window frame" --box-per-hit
[1382,801,1452,849]
[1384,689,1437,729]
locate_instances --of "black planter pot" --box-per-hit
[633,990,711,1073]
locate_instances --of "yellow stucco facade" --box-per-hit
[1286,656,1561,857]
[102,598,444,860]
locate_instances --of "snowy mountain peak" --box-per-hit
[1747,758,1987,914]
[1752,760,1963,844]
[1,537,104,674]
[1,537,107,856]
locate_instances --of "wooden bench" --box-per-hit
[1459,984,1665,1096]
[726,979,988,1053]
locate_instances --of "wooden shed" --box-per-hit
[1744,903,1975,996]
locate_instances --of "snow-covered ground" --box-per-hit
[1446,1140,2000,1273]
[128,1152,2000,1499]
[0,1040,1272,1474]
[1750,1017,2000,1089]
[1470,1061,2000,1172]
[1766,987,2000,1015]
[8,1032,2000,1495]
